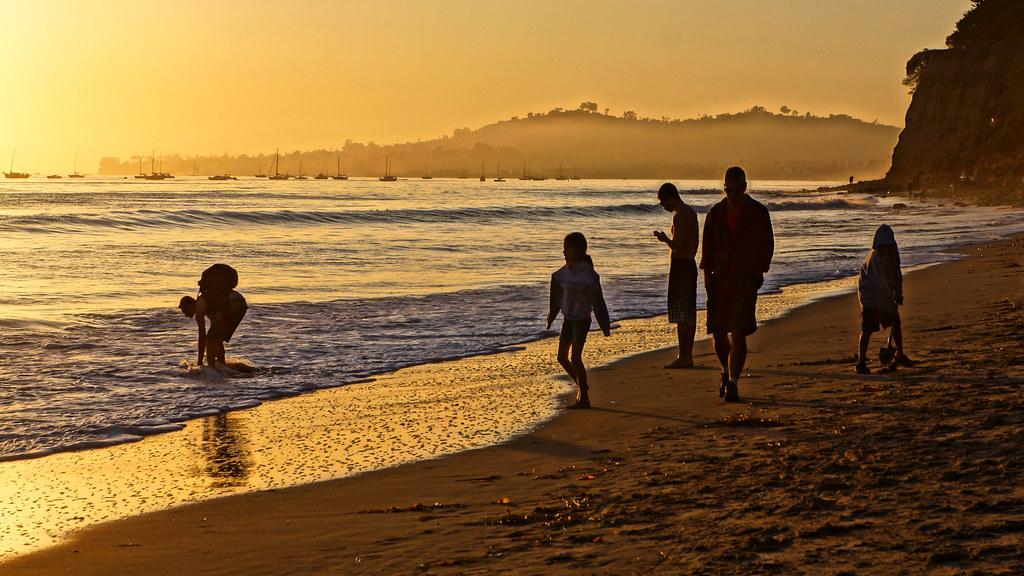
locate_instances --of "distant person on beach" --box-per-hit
[179,264,248,370]
[546,232,612,409]
[700,167,774,402]
[654,182,699,368]
[855,225,914,374]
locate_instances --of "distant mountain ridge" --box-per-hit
[100,105,900,180]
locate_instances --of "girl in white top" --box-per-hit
[546,232,612,409]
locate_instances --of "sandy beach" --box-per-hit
[4,236,1024,575]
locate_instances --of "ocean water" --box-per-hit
[1,177,1023,461]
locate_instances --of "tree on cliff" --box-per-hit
[887,0,1024,195]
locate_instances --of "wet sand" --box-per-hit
[4,237,1024,574]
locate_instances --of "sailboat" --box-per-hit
[331,154,348,180]
[268,149,290,180]
[68,154,85,178]
[295,159,308,180]
[134,157,146,178]
[493,160,504,182]
[379,155,397,181]
[314,161,329,179]
[479,159,486,182]
[421,164,432,179]
[555,162,569,181]
[143,151,171,180]
[4,150,29,179]
[47,174,62,179]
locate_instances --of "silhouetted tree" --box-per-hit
[780,105,791,115]
[623,110,637,120]
[579,101,598,113]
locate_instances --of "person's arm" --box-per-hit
[590,274,612,336]
[699,207,716,288]
[656,211,698,257]
[195,300,207,366]
[760,207,775,273]
[546,274,560,330]
[893,247,904,305]
[196,317,207,366]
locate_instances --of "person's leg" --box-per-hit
[557,339,576,383]
[856,331,871,373]
[890,317,915,365]
[205,338,221,367]
[569,339,590,408]
[681,320,696,364]
[890,318,904,355]
[728,333,747,382]
[665,322,695,368]
[712,330,730,374]
[712,330,731,397]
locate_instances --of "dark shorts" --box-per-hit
[667,258,697,325]
[559,318,592,346]
[706,285,758,336]
[208,296,248,342]
[861,307,899,334]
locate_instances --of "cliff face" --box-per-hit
[887,0,1024,197]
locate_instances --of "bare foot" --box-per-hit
[664,358,695,369]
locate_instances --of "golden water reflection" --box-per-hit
[0,274,859,562]
[198,414,251,488]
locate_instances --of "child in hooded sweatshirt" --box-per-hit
[546,232,612,409]
[855,224,914,374]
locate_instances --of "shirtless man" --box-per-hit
[654,182,700,368]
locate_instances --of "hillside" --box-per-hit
[886,0,1024,200]
[100,106,900,180]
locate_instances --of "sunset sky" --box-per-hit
[2,0,972,173]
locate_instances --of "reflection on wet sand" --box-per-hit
[198,414,250,487]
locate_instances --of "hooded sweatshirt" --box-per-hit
[858,224,903,315]
[549,258,612,335]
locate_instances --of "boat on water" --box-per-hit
[268,149,290,180]
[140,151,172,180]
[421,164,432,179]
[254,158,269,178]
[311,159,327,178]
[555,162,569,181]
[332,154,348,180]
[494,160,505,182]
[5,150,29,178]
[208,174,237,180]
[47,174,62,179]
[479,159,486,182]
[68,154,85,178]
[379,155,397,181]
[295,159,308,180]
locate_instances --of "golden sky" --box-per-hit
[1,0,972,173]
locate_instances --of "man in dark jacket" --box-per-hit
[699,167,774,402]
